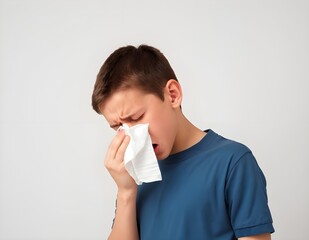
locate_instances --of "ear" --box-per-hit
[164,79,182,108]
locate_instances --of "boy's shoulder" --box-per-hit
[162,129,255,169]
[207,129,251,154]
[204,129,253,165]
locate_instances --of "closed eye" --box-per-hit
[110,113,145,130]
[130,113,144,122]
[110,124,121,131]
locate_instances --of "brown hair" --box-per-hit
[91,45,178,114]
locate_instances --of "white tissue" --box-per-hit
[120,123,162,185]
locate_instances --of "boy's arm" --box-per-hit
[105,130,139,240]
[239,233,271,240]
[108,189,139,240]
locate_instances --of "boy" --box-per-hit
[92,45,274,240]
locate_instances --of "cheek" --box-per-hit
[147,102,176,142]
[150,109,172,130]
[149,112,176,141]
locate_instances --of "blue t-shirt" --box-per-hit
[136,129,274,240]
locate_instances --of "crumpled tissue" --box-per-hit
[119,123,162,185]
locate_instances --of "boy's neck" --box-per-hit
[170,113,206,155]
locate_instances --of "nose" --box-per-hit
[125,123,134,128]
[123,121,145,128]
[122,122,136,128]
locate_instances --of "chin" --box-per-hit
[156,152,169,161]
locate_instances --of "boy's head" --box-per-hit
[92,45,185,159]
[92,45,178,114]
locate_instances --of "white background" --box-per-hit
[0,0,308,239]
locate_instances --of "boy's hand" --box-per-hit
[105,130,139,240]
[104,130,137,193]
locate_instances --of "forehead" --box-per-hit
[99,88,156,120]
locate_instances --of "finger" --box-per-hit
[104,135,130,173]
[106,130,126,160]
[115,135,130,162]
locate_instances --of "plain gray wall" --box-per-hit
[0,0,308,239]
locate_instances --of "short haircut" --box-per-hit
[91,45,178,114]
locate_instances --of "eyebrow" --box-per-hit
[110,123,121,129]
[109,110,144,129]
[109,116,134,129]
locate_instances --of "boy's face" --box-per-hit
[99,86,180,160]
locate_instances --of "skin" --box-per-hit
[100,79,271,240]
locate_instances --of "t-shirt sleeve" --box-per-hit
[225,151,275,238]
